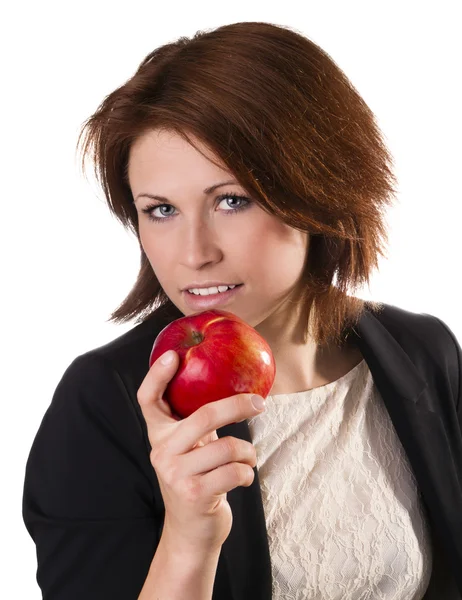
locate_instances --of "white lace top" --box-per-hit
[247,358,433,600]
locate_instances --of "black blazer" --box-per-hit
[22,300,462,599]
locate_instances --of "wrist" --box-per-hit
[161,522,223,565]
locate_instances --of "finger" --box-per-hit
[184,436,256,476]
[170,394,265,456]
[137,350,179,427]
[194,429,219,448]
[201,462,256,497]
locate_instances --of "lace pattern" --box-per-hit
[247,359,432,600]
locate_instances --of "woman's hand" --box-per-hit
[137,350,266,554]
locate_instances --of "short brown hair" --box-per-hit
[76,21,396,347]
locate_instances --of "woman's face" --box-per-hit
[128,129,309,330]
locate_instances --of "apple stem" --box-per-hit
[191,330,203,345]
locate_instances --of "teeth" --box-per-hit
[188,284,237,296]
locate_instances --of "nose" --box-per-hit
[178,220,223,270]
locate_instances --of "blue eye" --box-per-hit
[141,192,252,223]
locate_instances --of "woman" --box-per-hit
[22,21,462,599]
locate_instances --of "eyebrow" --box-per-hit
[134,180,239,204]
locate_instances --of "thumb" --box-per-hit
[137,350,179,426]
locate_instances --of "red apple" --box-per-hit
[149,309,276,419]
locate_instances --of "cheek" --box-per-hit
[139,229,166,271]
[254,218,307,267]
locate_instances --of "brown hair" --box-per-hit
[76,21,397,347]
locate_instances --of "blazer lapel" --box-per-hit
[352,308,428,403]
[218,305,461,598]
[217,418,273,599]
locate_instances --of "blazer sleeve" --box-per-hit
[429,314,462,431]
[22,353,162,600]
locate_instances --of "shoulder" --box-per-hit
[364,300,445,336]
[44,303,184,431]
[38,305,184,467]
[363,300,458,352]
[364,300,461,409]
[66,302,184,390]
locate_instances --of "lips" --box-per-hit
[183,283,241,292]
[182,284,244,310]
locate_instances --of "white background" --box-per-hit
[2,1,461,597]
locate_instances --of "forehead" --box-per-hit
[127,130,233,195]
[129,130,223,169]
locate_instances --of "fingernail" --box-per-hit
[160,350,175,365]
[251,394,266,410]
